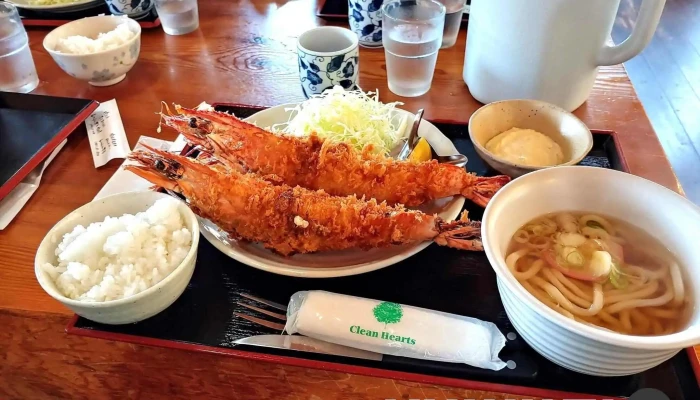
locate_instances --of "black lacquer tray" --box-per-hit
[19,4,161,28]
[0,92,97,201]
[68,104,700,400]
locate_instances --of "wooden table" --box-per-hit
[0,0,687,399]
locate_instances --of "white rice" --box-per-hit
[55,21,135,55]
[41,198,192,302]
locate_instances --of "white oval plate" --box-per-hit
[9,0,101,12]
[198,104,465,278]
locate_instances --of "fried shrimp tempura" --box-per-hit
[126,146,483,256]
[164,106,510,207]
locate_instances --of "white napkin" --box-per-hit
[170,134,188,155]
[285,291,507,370]
[0,140,68,230]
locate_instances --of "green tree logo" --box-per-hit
[373,302,403,327]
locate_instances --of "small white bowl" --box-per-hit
[469,99,593,178]
[43,15,141,86]
[35,191,200,325]
[482,166,700,376]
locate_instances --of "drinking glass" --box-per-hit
[0,3,39,93]
[382,0,445,97]
[154,0,199,36]
[436,0,466,48]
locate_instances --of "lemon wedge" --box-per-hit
[408,138,432,163]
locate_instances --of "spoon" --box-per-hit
[435,154,468,168]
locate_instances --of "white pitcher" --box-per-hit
[463,0,666,111]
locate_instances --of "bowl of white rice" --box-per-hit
[35,191,199,325]
[42,15,141,86]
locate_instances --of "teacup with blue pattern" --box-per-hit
[297,27,360,97]
[348,0,384,48]
[104,0,154,18]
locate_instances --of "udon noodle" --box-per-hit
[507,212,690,335]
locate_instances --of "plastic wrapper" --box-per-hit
[284,291,507,370]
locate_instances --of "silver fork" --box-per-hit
[235,292,288,330]
[234,293,384,361]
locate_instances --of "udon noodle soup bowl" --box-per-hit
[482,166,700,376]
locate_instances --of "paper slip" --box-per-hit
[86,99,131,168]
[94,136,176,201]
[0,140,68,230]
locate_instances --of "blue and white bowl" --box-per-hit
[297,27,359,97]
[104,0,153,18]
[348,0,384,48]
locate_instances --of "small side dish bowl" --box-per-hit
[482,166,700,376]
[469,99,593,177]
[43,15,141,87]
[35,191,199,325]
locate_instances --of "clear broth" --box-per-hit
[507,212,692,336]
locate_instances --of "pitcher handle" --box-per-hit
[597,0,666,66]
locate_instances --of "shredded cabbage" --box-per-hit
[273,86,409,155]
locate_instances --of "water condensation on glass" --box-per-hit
[0,3,39,93]
[435,0,466,48]
[154,0,200,36]
[382,0,445,97]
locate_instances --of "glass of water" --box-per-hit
[382,0,445,97]
[436,0,466,48]
[154,0,199,36]
[0,3,39,93]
